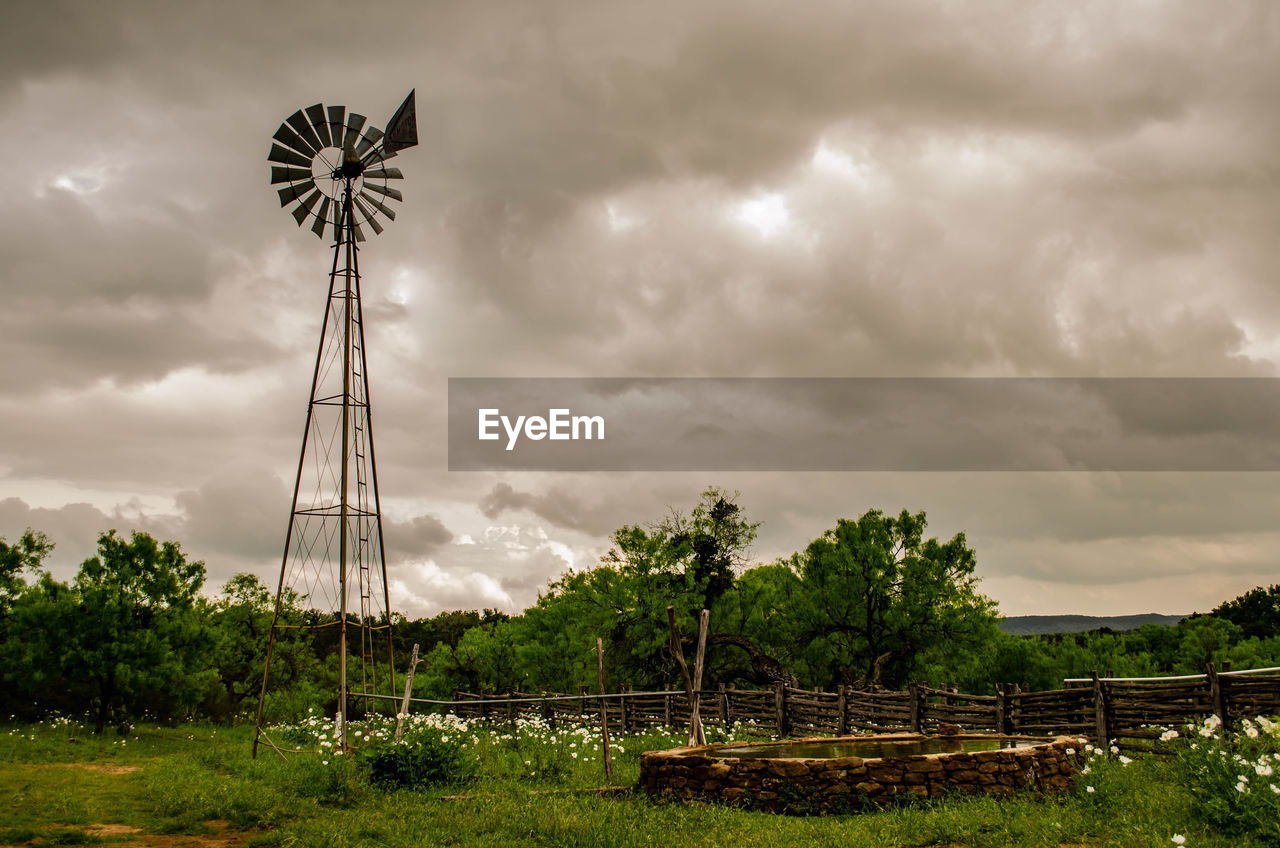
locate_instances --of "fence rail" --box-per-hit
[379,664,1280,749]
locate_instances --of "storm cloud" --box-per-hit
[3,1,1280,616]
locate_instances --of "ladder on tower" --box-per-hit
[352,314,375,700]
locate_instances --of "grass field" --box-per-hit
[0,713,1275,848]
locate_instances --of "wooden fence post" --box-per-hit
[718,683,728,726]
[393,643,421,743]
[1090,671,1110,743]
[689,609,710,746]
[541,692,555,730]
[837,685,849,736]
[909,683,923,733]
[1206,662,1232,732]
[667,606,707,746]
[595,638,612,780]
[1011,684,1022,734]
[995,683,1007,735]
[774,681,788,737]
[663,692,673,728]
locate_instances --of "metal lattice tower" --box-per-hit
[253,93,418,758]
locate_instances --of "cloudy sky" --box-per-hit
[3,0,1279,619]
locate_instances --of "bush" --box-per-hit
[1171,715,1280,844]
[360,735,473,790]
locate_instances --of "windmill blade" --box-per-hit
[363,182,403,202]
[286,110,324,154]
[305,103,332,148]
[271,166,313,185]
[361,144,395,166]
[291,189,323,226]
[353,196,385,235]
[327,105,346,149]
[359,190,396,221]
[383,90,418,154]
[268,143,311,168]
[356,126,383,157]
[273,122,316,158]
[277,179,316,206]
[312,196,332,238]
[342,114,367,152]
[362,167,403,180]
[353,223,366,242]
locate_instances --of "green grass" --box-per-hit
[0,716,1268,847]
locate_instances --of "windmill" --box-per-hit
[252,92,418,758]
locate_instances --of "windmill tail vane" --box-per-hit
[253,91,418,759]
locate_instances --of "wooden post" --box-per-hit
[506,691,514,726]
[595,637,613,779]
[718,682,728,727]
[995,683,1007,735]
[663,692,672,728]
[579,685,587,718]
[1010,684,1022,734]
[774,681,788,737]
[909,683,923,733]
[1206,662,1231,731]
[837,685,849,736]
[666,606,702,745]
[1090,671,1110,744]
[620,684,631,733]
[688,609,709,746]
[393,643,421,743]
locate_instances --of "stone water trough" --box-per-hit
[639,732,1082,813]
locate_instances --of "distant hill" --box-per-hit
[999,613,1188,636]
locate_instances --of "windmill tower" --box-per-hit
[253,93,418,757]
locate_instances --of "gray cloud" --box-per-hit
[4,0,1280,617]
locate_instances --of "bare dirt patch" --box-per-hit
[68,763,141,775]
[54,821,253,848]
[86,824,144,835]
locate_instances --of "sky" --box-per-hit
[3,0,1280,618]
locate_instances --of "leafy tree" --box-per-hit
[1213,585,1280,641]
[0,528,52,613]
[1175,615,1242,670]
[64,531,215,732]
[659,488,760,610]
[390,608,508,661]
[484,487,762,692]
[781,509,998,690]
[205,573,315,721]
[710,562,806,686]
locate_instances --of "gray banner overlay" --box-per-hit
[447,378,1280,471]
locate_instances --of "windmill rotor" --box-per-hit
[267,91,417,241]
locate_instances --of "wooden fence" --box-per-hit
[385,664,1280,749]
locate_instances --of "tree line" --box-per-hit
[1,487,1278,731]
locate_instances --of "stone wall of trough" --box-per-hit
[639,735,1082,813]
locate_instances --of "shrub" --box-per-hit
[360,735,473,790]
[1171,715,1280,845]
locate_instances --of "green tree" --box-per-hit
[782,509,998,690]
[1213,585,1280,641]
[206,573,316,722]
[66,531,216,732]
[659,488,760,610]
[0,528,53,613]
